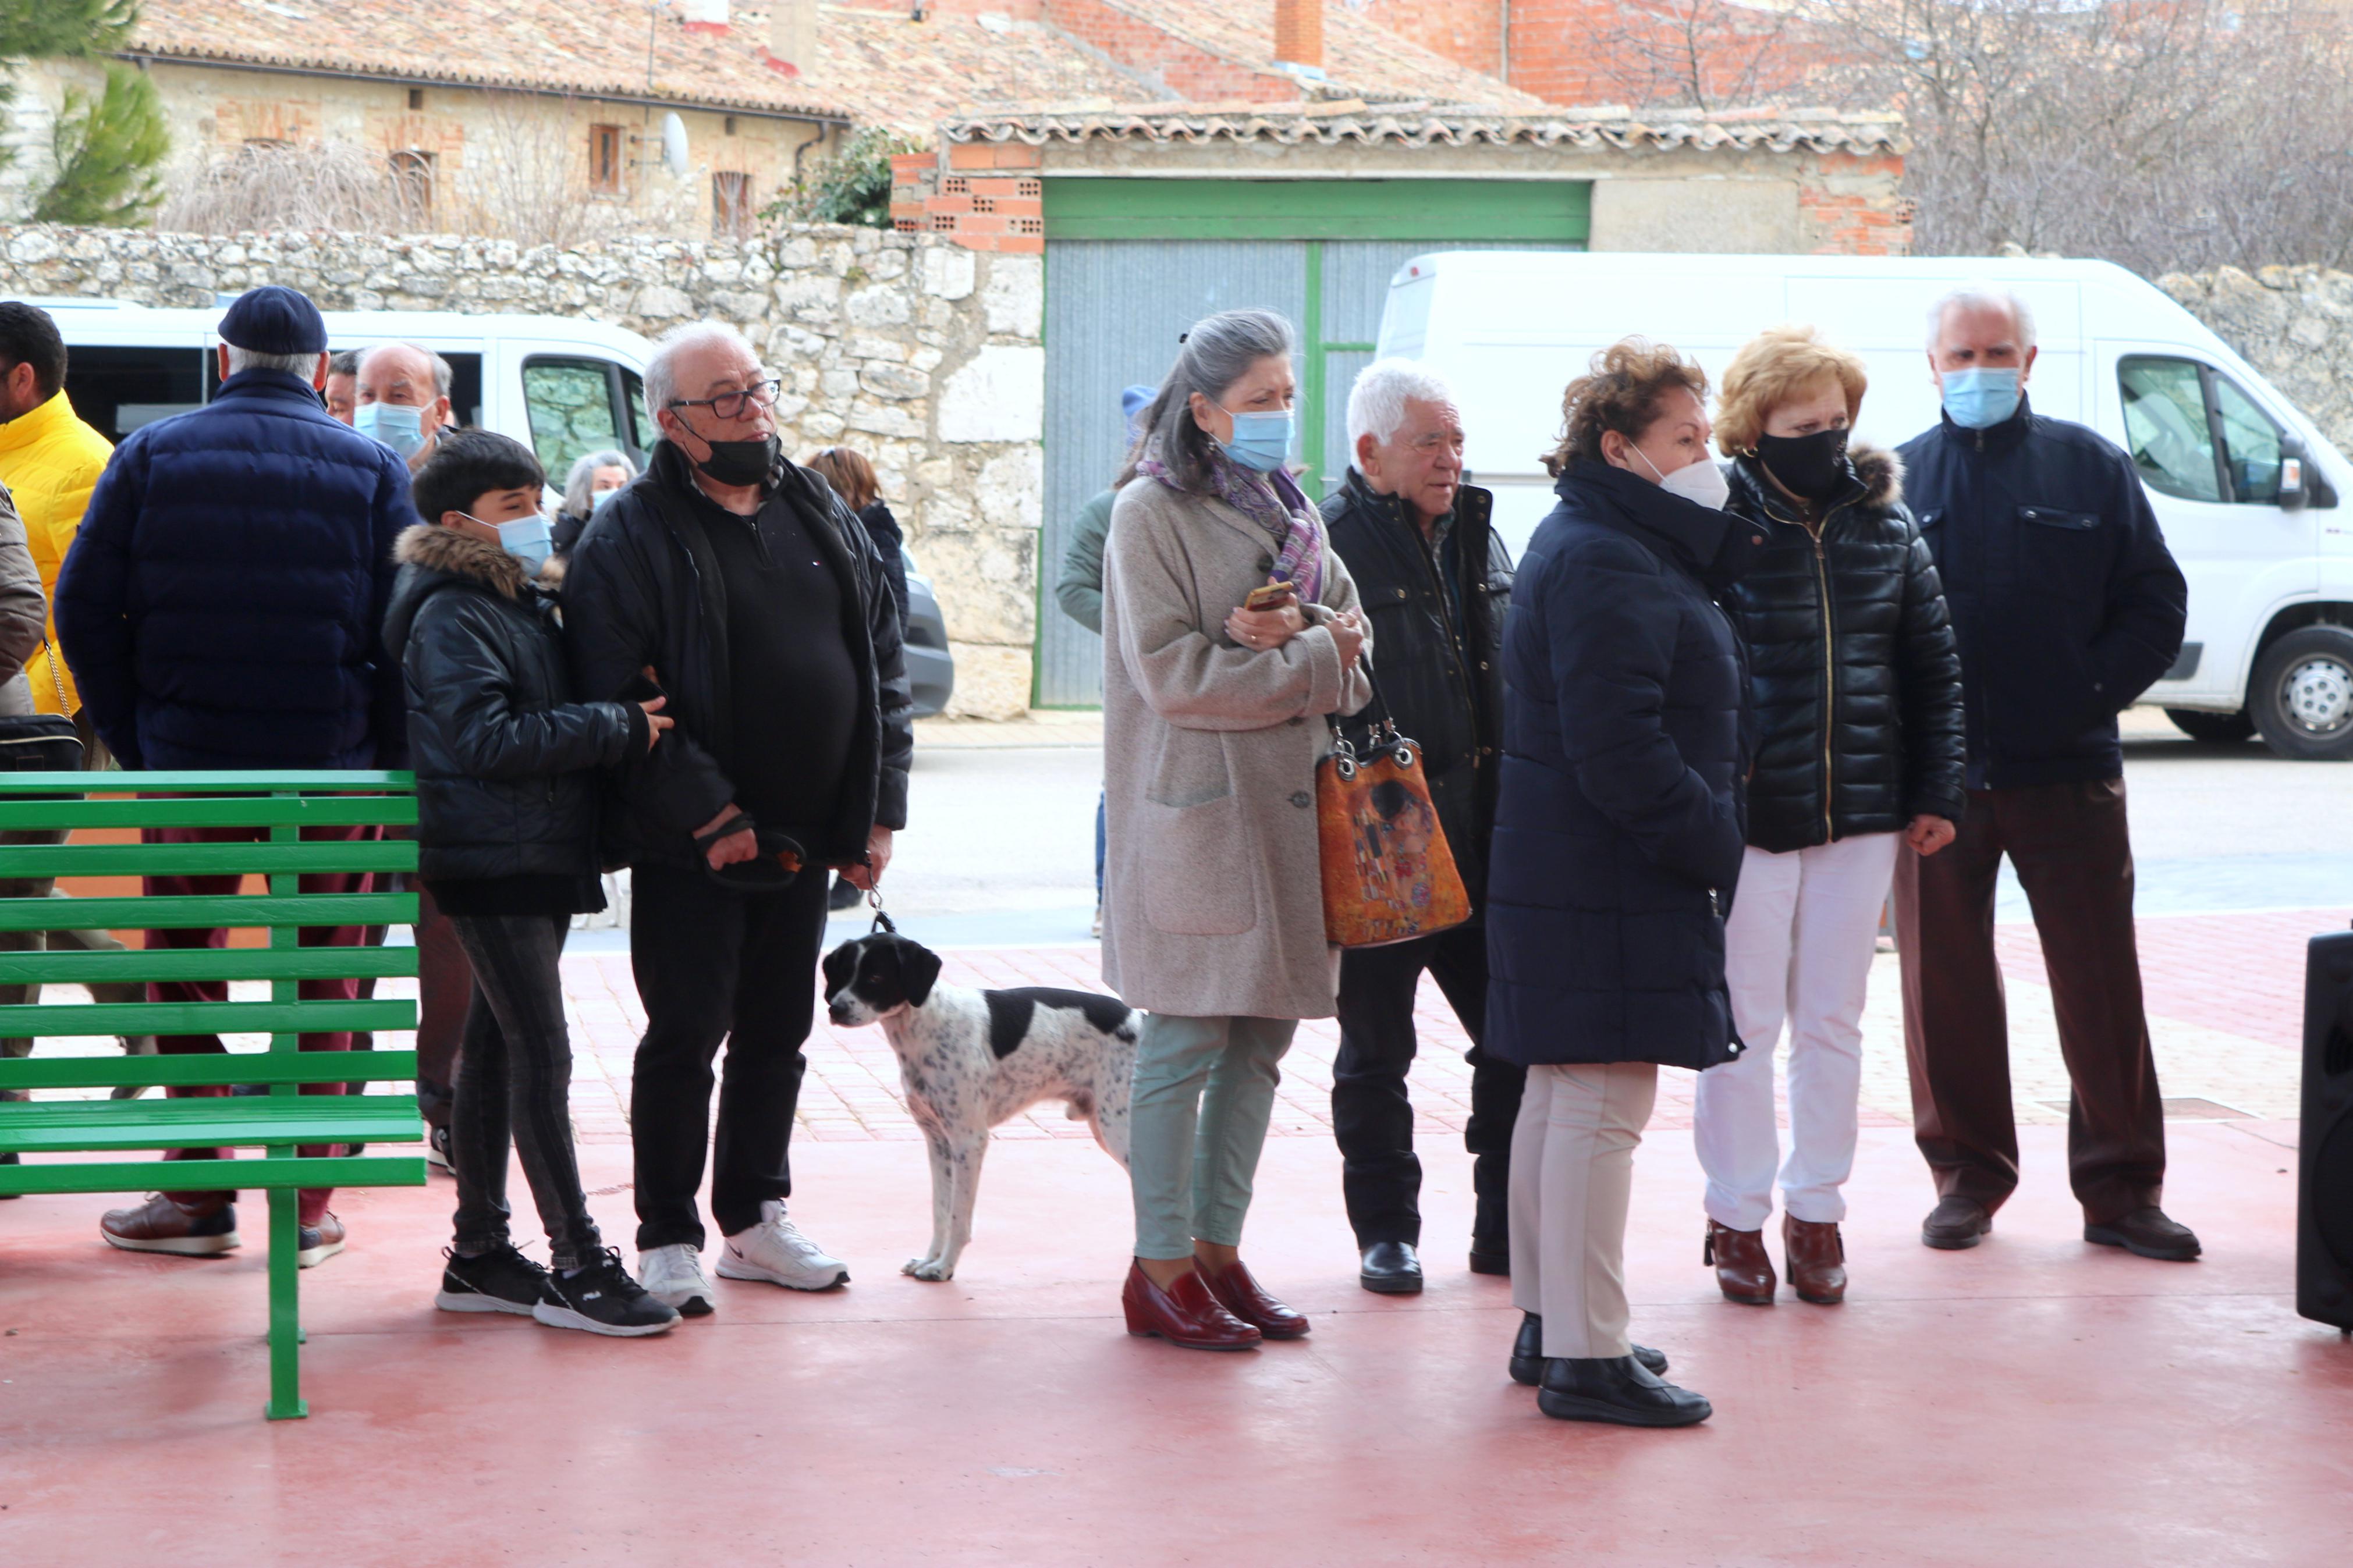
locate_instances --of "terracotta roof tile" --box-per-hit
[124,0,855,119]
[1090,0,1548,111]
[122,1,1544,134]
[945,100,1909,153]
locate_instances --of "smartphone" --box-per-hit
[1244,582,1297,611]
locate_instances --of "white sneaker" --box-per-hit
[636,1242,716,1317]
[715,1201,849,1291]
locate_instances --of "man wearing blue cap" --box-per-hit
[56,283,416,1265]
[1054,383,1155,937]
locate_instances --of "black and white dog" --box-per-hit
[822,931,1136,1281]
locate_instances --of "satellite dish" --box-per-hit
[661,112,690,178]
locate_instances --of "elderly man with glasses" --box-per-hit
[562,321,914,1315]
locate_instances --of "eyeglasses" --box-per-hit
[667,378,781,421]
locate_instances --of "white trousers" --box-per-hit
[1694,833,1898,1232]
[1508,1061,1659,1359]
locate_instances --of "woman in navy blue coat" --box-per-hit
[1489,340,1754,1428]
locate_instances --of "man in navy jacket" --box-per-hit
[56,285,412,1264]
[1893,286,2196,1263]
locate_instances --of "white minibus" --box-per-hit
[10,299,953,715]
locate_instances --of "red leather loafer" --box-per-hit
[1703,1218,1776,1305]
[1122,1260,1261,1350]
[1201,1257,1310,1339]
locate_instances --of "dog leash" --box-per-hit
[866,887,896,936]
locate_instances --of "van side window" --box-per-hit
[2210,377,2284,505]
[65,346,206,443]
[522,356,641,479]
[2119,357,2222,503]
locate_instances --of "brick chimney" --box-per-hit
[679,0,731,31]
[769,0,819,75]
[1273,0,1323,74]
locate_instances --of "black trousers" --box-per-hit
[1332,922,1525,1248]
[445,913,602,1269]
[629,862,832,1250]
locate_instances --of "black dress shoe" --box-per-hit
[1358,1241,1424,1295]
[1509,1313,1665,1384]
[1468,1240,1510,1276]
[2084,1206,2201,1261]
[1921,1195,1993,1250]
[1536,1355,1710,1427]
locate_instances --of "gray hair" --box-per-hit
[1346,357,1457,453]
[1117,308,1297,494]
[1927,285,2037,353]
[646,321,758,420]
[326,348,360,377]
[560,447,637,519]
[358,340,453,399]
[224,345,325,378]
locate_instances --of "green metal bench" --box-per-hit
[0,771,425,1419]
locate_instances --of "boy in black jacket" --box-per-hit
[383,429,679,1335]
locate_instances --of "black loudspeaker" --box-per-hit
[2298,929,2353,1332]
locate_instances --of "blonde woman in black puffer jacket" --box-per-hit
[1695,325,1966,1311]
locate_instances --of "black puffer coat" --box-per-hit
[1485,461,1750,1072]
[382,525,642,882]
[1719,445,1967,854]
[1321,470,1512,902]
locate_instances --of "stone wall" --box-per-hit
[0,222,1046,718]
[2162,265,2353,457]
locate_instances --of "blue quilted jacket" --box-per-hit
[55,368,413,770]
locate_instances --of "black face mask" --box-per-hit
[688,431,780,488]
[1754,427,1851,502]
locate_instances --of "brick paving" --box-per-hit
[550,903,2347,1150]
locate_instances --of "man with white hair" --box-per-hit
[56,285,412,1264]
[355,342,455,471]
[563,321,913,1313]
[1894,285,2195,1261]
[1322,356,1524,1293]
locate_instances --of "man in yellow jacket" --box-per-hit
[0,303,112,716]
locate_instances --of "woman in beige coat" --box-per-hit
[1102,308,1372,1350]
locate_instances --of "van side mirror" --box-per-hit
[2279,433,2309,511]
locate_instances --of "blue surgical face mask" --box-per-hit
[590,486,623,514]
[1215,403,1295,474]
[464,512,553,576]
[356,400,425,458]
[1941,367,2023,431]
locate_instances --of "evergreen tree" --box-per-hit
[35,64,165,224]
[1,0,168,226]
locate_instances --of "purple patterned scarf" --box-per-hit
[1138,439,1325,603]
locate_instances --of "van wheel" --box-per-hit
[2163,707,2257,744]
[2251,625,2353,760]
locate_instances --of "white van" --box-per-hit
[17,299,954,715]
[31,298,658,480]
[1375,253,2353,760]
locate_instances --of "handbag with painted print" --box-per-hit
[1315,663,1471,948]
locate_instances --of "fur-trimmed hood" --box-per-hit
[382,523,540,666]
[393,522,527,596]
[1727,441,1903,521]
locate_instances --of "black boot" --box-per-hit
[1536,1354,1710,1427]
[1510,1313,1666,1384]
[1470,1192,1510,1276]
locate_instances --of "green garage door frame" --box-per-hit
[1044,179,1591,493]
[1034,177,1589,706]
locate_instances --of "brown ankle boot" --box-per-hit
[1703,1218,1775,1304]
[1783,1215,1847,1305]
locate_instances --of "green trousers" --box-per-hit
[1128,1012,1297,1260]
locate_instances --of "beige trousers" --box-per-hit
[1507,1061,1660,1359]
